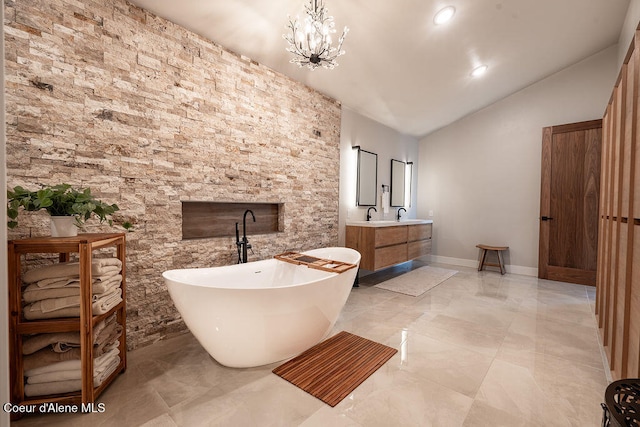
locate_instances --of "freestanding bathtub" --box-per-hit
[162,247,360,368]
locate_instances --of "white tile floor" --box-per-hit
[13,262,610,426]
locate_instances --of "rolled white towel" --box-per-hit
[23,258,122,284]
[24,379,81,396]
[93,274,122,293]
[92,278,122,301]
[23,285,78,303]
[27,354,121,385]
[23,275,122,303]
[22,315,116,355]
[23,291,123,320]
[33,277,78,289]
[27,369,81,384]
[92,288,122,315]
[23,332,80,355]
[39,295,80,314]
[34,269,120,289]
[23,304,79,321]
[25,347,119,377]
[24,354,121,396]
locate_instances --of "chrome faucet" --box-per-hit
[366,207,377,221]
[236,209,256,263]
[397,208,406,221]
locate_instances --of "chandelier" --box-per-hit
[283,0,349,70]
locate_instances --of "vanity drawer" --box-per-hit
[408,239,432,260]
[374,244,408,270]
[375,226,408,248]
[408,224,432,242]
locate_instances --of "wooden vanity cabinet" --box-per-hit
[346,223,432,271]
[408,224,433,260]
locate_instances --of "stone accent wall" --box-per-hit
[4,0,341,349]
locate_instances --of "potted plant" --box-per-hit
[7,183,129,237]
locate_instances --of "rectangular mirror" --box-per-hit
[391,159,406,207]
[357,148,377,206]
[406,162,413,207]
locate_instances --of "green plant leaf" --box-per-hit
[7,207,19,220]
[7,184,122,230]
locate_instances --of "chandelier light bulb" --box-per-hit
[283,0,348,70]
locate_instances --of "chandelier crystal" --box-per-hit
[283,0,349,70]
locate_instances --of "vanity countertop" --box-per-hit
[346,219,433,228]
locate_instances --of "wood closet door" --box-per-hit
[539,119,602,286]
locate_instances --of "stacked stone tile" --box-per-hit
[5,0,341,350]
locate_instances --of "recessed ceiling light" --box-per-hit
[434,6,456,25]
[471,65,488,77]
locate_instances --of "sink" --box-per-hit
[346,219,433,227]
[346,220,395,226]
[398,219,433,225]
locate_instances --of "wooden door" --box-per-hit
[539,119,602,285]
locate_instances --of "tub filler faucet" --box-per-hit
[236,209,256,263]
[397,208,406,221]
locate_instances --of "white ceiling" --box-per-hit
[127,0,630,138]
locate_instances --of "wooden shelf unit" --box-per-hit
[7,233,127,412]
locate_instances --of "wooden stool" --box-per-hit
[476,244,508,275]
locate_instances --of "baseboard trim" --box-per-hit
[427,255,538,277]
[595,326,613,383]
[428,255,477,269]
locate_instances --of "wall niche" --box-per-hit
[182,202,283,239]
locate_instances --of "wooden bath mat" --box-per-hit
[274,251,357,274]
[272,331,397,407]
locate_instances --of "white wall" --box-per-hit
[1,7,9,425]
[339,107,419,246]
[618,0,640,66]
[417,45,619,275]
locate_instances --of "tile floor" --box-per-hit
[13,261,610,426]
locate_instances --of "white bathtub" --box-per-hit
[162,247,360,368]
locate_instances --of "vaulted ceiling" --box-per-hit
[127,0,630,137]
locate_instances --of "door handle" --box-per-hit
[541,216,554,221]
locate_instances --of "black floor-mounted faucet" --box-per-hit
[366,206,377,221]
[397,207,407,221]
[236,209,256,263]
